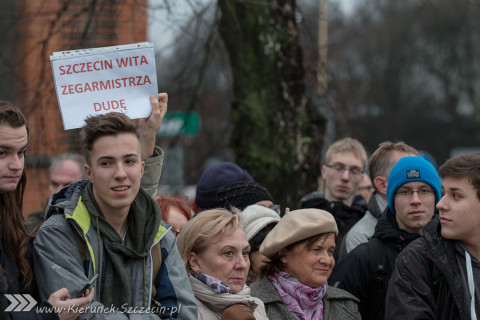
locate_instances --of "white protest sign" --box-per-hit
[50,42,158,130]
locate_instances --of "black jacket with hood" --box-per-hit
[0,236,57,320]
[328,207,420,320]
[385,215,468,320]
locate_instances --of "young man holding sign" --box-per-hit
[34,94,197,319]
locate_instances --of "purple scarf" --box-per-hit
[269,271,326,320]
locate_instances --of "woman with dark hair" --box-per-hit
[240,205,280,284]
[0,101,92,320]
[250,208,361,320]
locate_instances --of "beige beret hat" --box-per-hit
[259,208,338,259]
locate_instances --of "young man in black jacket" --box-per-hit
[300,137,368,260]
[386,153,480,319]
[337,141,418,260]
[329,156,441,320]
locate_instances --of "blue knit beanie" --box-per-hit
[195,162,254,209]
[387,156,441,214]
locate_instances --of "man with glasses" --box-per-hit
[357,174,374,202]
[301,137,368,259]
[386,153,480,319]
[338,141,419,260]
[329,156,441,320]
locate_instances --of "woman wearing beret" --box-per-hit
[250,208,361,320]
[177,208,269,320]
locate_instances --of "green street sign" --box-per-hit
[156,111,200,137]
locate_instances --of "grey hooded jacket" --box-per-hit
[33,147,197,320]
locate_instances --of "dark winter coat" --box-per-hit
[250,276,361,320]
[337,192,387,260]
[385,215,467,320]
[328,208,420,320]
[0,236,58,320]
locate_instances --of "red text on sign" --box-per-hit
[59,60,113,75]
[93,99,127,112]
[116,55,149,68]
[61,75,152,95]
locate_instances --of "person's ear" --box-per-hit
[189,252,202,272]
[140,161,145,176]
[374,175,388,196]
[279,248,288,264]
[321,165,327,179]
[85,164,92,182]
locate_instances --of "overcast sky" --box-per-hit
[147,0,353,56]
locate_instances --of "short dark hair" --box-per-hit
[249,223,277,253]
[260,232,338,277]
[245,223,277,284]
[438,153,480,200]
[81,112,139,164]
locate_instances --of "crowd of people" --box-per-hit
[1,94,480,320]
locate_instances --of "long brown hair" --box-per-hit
[0,101,32,291]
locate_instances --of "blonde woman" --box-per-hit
[177,209,268,320]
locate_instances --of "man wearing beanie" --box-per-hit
[338,141,418,260]
[386,153,480,320]
[217,181,277,212]
[194,162,254,211]
[329,156,441,320]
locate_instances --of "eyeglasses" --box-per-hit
[325,163,364,178]
[358,185,374,192]
[269,204,281,215]
[259,203,281,215]
[171,228,181,236]
[395,188,435,199]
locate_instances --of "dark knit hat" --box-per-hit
[387,156,441,214]
[195,162,254,209]
[217,181,274,211]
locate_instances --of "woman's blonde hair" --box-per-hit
[177,208,240,270]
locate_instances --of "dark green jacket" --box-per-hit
[250,276,361,320]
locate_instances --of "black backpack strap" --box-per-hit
[366,237,390,320]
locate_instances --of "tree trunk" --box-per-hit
[218,0,325,209]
